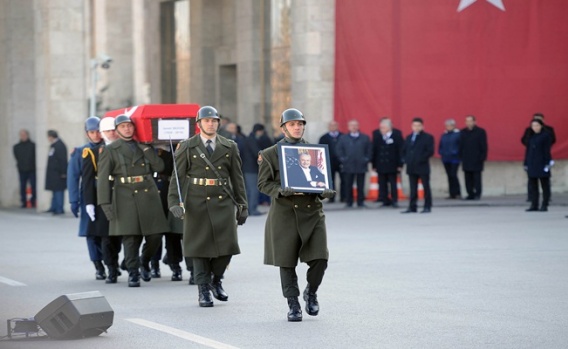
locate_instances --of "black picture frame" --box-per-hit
[277,143,333,194]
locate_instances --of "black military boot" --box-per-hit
[106,267,118,284]
[128,270,141,287]
[151,260,161,278]
[94,261,106,280]
[303,284,320,316]
[198,284,214,307]
[140,259,152,282]
[287,297,302,322]
[209,278,228,301]
[171,264,182,282]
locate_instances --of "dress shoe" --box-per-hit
[287,297,302,322]
[94,261,107,280]
[151,261,161,278]
[526,207,539,212]
[140,260,152,282]
[210,280,228,301]
[401,209,417,214]
[128,271,141,287]
[391,203,399,208]
[43,209,54,214]
[539,206,548,212]
[171,266,182,281]
[380,202,392,207]
[303,285,319,316]
[198,284,214,307]
[357,203,368,209]
[421,208,431,214]
[465,196,475,201]
[106,267,118,284]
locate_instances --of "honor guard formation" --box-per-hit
[19,106,560,322]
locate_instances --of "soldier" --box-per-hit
[67,117,105,280]
[97,114,169,287]
[258,108,334,322]
[168,106,248,307]
[81,116,123,284]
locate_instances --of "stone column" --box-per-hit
[34,0,88,210]
[290,0,335,143]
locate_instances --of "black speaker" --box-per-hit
[34,291,114,339]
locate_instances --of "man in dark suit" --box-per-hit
[336,120,372,208]
[371,118,404,207]
[319,121,344,202]
[460,115,488,200]
[287,153,326,189]
[13,129,36,208]
[402,117,434,214]
[45,130,68,215]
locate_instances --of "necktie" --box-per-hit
[206,140,213,156]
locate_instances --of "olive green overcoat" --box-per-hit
[258,138,329,268]
[97,139,169,236]
[168,135,247,258]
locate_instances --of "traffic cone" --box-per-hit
[26,185,32,208]
[418,179,425,199]
[366,171,379,201]
[352,183,358,201]
[397,175,407,200]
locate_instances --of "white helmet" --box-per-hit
[99,117,115,132]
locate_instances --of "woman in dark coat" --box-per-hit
[524,119,552,212]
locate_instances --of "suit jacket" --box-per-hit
[318,131,343,170]
[371,128,404,174]
[45,138,68,191]
[403,131,434,176]
[524,131,552,178]
[336,133,372,174]
[460,126,488,172]
[287,165,325,188]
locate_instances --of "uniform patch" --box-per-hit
[176,143,181,150]
[257,152,263,165]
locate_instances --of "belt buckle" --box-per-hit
[134,176,143,183]
[205,179,216,186]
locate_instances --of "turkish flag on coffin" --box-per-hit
[334,0,568,161]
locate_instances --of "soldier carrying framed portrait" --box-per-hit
[278,143,333,194]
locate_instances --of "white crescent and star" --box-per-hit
[458,0,505,12]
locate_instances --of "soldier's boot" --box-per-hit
[287,297,303,322]
[140,258,152,282]
[209,278,228,301]
[151,260,161,278]
[106,266,118,284]
[303,284,320,316]
[128,270,141,288]
[94,261,106,280]
[170,264,182,282]
[198,284,214,307]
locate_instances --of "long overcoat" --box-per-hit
[81,142,110,237]
[168,135,247,258]
[524,131,552,179]
[46,139,68,191]
[97,139,169,236]
[258,138,329,268]
[459,126,488,172]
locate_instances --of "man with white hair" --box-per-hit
[438,119,462,199]
[371,117,404,207]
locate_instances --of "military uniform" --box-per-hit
[97,138,169,285]
[168,133,247,303]
[81,142,123,283]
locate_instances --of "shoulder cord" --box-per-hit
[195,146,241,208]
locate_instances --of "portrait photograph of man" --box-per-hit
[279,145,332,193]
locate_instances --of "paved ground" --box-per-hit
[0,196,567,349]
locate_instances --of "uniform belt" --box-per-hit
[119,175,146,184]
[190,177,228,186]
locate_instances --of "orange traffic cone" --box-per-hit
[352,183,358,201]
[366,171,379,201]
[397,175,407,200]
[26,185,32,208]
[417,179,425,199]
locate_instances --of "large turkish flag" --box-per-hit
[335,0,568,161]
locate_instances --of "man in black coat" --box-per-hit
[459,115,488,200]
[45,130,68,214]
[371,118,404,207]
[242,124,267,216]
[336,120,372,208]
[319,121,344,203]
[520,113,555,202]
[402,117,434,213]
[13,129,36,208]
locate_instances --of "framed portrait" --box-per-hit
[278,143,333,194]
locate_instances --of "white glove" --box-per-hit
[86,204,96,221]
